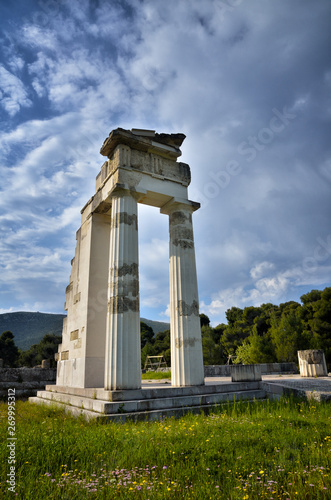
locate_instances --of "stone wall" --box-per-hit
[0,367,56,400]
[204,362,298,377]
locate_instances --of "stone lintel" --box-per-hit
[80,184,148,219]
[100,128,183,160]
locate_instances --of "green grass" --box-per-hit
[1,398,331,498]
[141,370,171,380]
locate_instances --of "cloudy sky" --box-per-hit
[1,0,331,326]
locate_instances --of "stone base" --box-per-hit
[29,382,265,422]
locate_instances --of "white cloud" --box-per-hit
[250,261,275,280]
[201,273,290,325]
[21,25,59,50]
[0,0,330,318]
[0,65,32,116]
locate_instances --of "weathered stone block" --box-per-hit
[70,329,79,341]
[231,364,262,382]
[298,349,328,377]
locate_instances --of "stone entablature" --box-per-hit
[55,128,204,390]
[96,149,190,191]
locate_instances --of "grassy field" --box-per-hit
[142,370,171,380]
[1,397,330,499]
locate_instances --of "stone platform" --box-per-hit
[30,380,265,422]
[260,374,331,402]
[29,374,331,422]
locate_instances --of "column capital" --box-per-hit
[160,197,200,215]
[107,182,147,203]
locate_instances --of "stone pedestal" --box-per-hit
[298,350,328,377]
[162,201,204,387]
[104,190,141,390]
[231,364,262,382]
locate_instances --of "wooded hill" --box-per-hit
[0,312,65,350]
[0,311,169,350]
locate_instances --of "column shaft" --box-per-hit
[104,191,141,390]
[168,206,204,386]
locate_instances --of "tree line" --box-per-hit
[1,287,330,369]
[0,332,62,368]
[203,287,331,368]
[141,287,331,369]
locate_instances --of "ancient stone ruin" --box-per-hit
[29,129,330,420]
[55,128,204,390]
[298,349,328,377]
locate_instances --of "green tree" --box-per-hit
[201,326,225,365]
[221,306,256,356]
[152,329,171,366]
[199,313,210,328]
[0,331,19,367]
[269,304,309,363]
[234,341,252,365]
[300,289,322,306]
[225,307,243,326]
[140,322,154,348]
[213,323,227,343]
[308,287,331,366]
[19,334,61,367]
[235,331,274,364]
[141,342,156,369]
[253,303,275,336]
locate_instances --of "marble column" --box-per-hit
[164,201,205,386]
[104,189,141,390]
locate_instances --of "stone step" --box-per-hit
[44,381,261,401]
[30,396,266,422]
[30,388,266,421]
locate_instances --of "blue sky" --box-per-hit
[1,0,331,326]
